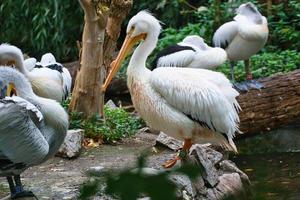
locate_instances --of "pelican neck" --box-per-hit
[127,33,158,76]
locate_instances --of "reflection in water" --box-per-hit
[232,124,300,199]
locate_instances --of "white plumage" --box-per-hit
[0,67,68,198]
[153,35,227,70]
[102,11,240,167]
[213,2,268,88]
[0,44,72,102]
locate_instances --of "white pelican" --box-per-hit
[0,44,72,102]
[0,67,68,198]
[152,35,227,70]
[102,11,240,168]
[213,2,268,91]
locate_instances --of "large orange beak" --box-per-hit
[102,29,147,92]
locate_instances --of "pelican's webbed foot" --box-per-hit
[234,80,264,93]
[7,175,38,200]
[162,149,189,169]
[162,138,192,169]
[11,189,36,199]
[246,79,264,90]
[233,82,249,93]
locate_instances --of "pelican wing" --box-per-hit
[150,67,240,139]
[152,45,196,69]
[0,97,49,167]
[213,21,238,49]
[62,67,72,99]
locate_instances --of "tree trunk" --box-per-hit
[266,0,272,17]
[213,0,221,30]
[69,0,132,118]
[238,70,300,136]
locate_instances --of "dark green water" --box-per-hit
[232,124,300,200]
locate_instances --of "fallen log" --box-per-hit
[63,61,300,136]
[237,69,300,136]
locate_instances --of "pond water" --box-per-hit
[233,123,300,200]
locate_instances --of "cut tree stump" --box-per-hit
[63,61,300,136]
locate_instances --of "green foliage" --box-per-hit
[0,0,83,61]
[62,97,145,143]
[267,0,300,51]
[65,104,144,143]
[79,156,203,200]
[216,50,300,81]
[83,106,144,143]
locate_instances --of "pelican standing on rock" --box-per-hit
[102,11,240,168]
[0,67,68,198]
[0,44,72,102]
[213,2,268,92]
[152,35,227,70]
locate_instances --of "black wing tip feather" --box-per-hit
[151,44,196,70]
[35,63,63,73]
[186,114,230,143]
[0,158,26,171]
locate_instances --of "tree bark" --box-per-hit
[213,0,221,30]
[69,0,132,118]
[238,70,300,136]
[266,0,272,17]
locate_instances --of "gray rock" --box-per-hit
[190,144,221,187]
[155,132,182,151]
[105,100,117,109]
[56,129,84,158]
[172,145,250,200]
[154,134,250,199]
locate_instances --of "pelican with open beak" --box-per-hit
[102,11,240,168]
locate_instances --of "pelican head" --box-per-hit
[102,11,161,91]
[236,2,262,23]
[182,35,208,50]
[40,53,56,65]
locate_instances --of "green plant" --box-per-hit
[216,50,300,81]
[266,0,300,51]
[0,0,83,61]
[79,155,202,200]
[65,103,145,143]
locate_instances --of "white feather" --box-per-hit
[157,35,227,69]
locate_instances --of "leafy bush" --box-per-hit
[66,105,145,144]
[0,0,83,61]
[216,50,300,81]
[79,156,202,200]
[266,0,300,51]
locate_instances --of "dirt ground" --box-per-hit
[0,132,174,199]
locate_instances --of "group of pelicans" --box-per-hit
[0,1,268,199]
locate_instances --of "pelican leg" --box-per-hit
[9,175,37,200]
[230,61,235,82]
[6,176,16,195]
[162,139,192,168]
[0,85,6,99]
[230,61,249,93]
[244,59,264,90]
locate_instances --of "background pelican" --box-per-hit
[0,67,68,198]
[213,2,268,92]
[0,44,72,102]
[32,53,72,100]
[102,11,240,168]
[152,35,227,70]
